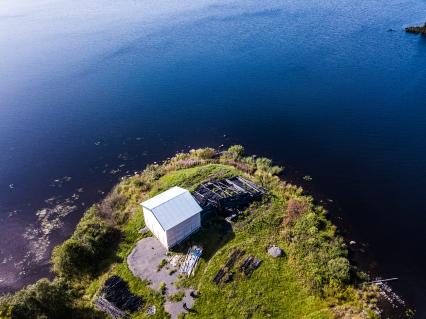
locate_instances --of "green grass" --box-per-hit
[150,164,240,193]
[181,194,333,319]
[83,161,372,318]
[168,291,185,302]
[81,164,242,319]
[121,163,333,318]
[1,147,379,319]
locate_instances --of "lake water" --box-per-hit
[1,0,425,315]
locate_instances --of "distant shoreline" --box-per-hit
[1,146,401,319]
[405,22,426,34]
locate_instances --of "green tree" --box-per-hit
[327,257,350,283]
[0,279,72,319]
[52,208,120,277]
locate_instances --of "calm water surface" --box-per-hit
[1,0,426,315]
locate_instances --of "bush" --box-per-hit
[144,164,165,181]
[255,157,282,175]
[53,240,93,276]
[52,207,120,277]
[284,198,308,226]
[171,153,191,161]
[227,145,245,158]
[160,282,167,295]
[287,204,350,291]
[328,257,350,283]
[98,191,126,224]
[0,279,73,319]
[190,147,216,159]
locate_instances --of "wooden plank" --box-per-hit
[225,179,248,193]
[236,176,264,194]
[365,278,398,285]
[202,184,224,198]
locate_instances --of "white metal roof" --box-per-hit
[141,186,202,231]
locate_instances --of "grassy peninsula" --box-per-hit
[405,22,426,34]
[0,146,380,319]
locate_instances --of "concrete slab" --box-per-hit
[164,289,195,319]
[127,237,195,319]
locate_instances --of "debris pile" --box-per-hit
[180,246,202,276]
[192,176,265,214]
[95,276,143,318]
[376,281,405,308]
[213,249,244,284]
[169,254,184,268]
[239,256,262,277]
[225,249,245,268]
[213,268,226,284]
[95,297,126,319]
[213,249,262,284]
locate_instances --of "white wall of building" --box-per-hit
[143,207,168,248]
[166,213,201,248]
[143,206,201,249]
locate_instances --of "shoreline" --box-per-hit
[280,165,411,318]
[0,146,413,318]
[405,22,426,34]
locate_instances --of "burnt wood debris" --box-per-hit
[192,176,265,215]
[213,248,262,284]
[95,276,143,318]
[240,256,262,278]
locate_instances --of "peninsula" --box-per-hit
[0,146,382,319]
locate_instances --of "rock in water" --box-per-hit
[268,245,283,258]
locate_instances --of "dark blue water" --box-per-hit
[1,0,426,315]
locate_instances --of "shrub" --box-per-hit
[0,279,73,319]
[144,164,165,181]
[190,147,216,159]
[52,240,93,276]
[328,257,350,283]
[227,145,245,158]
[241,156,256,168]
[284,198,309,226]
[286,204,350,291]
[52,207,120,277]
[160,282,167,295]
[171,153,191,161]
[98,191,126,224]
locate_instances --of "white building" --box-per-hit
[141,186,202,249]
